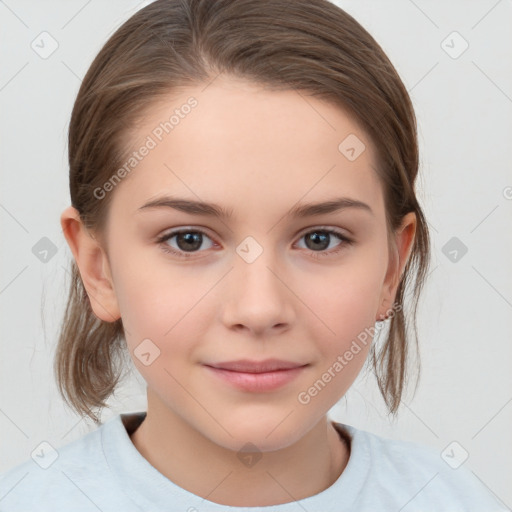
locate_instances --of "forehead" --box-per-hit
[111,76,384,221]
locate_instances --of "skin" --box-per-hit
[61,75,416,506]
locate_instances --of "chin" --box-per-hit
[202,410,311,453]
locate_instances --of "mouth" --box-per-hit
[206,358,307,373]
[203,359,309,392]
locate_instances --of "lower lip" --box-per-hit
[204,365,307,392]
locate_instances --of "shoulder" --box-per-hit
[0,415,134,511]
[337,422,508,511]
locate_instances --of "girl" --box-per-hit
[0,0,507,510]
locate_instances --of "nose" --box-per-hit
[220,246,294,337]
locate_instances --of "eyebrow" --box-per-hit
[136,195,373,219]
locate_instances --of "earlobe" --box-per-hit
[60,206,121,323]
[377,212,417,321]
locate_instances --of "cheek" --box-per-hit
[297,272,380,406]
[112,243,185,328]
[300,255,385,346]
[291,254,385,403]
[113,259,211,367]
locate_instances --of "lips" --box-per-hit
[205,358,307,373]
[203,359,309,392]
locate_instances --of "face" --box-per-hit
[64,75,415,453]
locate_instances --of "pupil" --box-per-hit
[178,232,201,251]
[307,232,328,250]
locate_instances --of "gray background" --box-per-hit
[1,0,511,507]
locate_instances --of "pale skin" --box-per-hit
[61,75,416,506]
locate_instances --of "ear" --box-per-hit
[60,206,121,322]
[376,212,416,321]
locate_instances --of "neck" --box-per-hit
[129,395,349,506]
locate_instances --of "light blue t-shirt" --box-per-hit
[0,411,507,511]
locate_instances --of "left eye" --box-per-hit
[296,229,349,254]
[156,227,353,259]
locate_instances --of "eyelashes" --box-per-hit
[155,227,354,260]
[157,228,215,257]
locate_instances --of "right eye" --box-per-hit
[156,228,216,258]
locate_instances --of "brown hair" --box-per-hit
[55,0,431,424]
